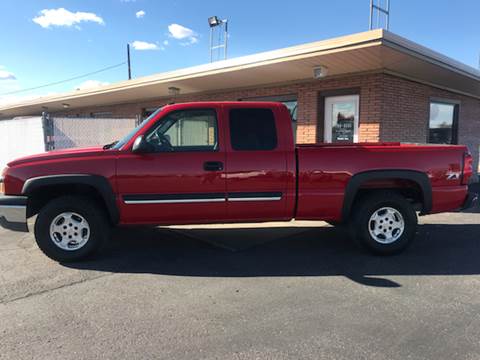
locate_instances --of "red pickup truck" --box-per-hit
[0,102,476,262]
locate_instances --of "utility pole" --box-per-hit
[127,43,132,80]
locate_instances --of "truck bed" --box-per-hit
[295,143,469,221]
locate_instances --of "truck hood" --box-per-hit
[7,146,109,167]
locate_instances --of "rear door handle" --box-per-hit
[204,161,224,171]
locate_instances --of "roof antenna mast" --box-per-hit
[369,0,390,30]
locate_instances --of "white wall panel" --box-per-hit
[0,117,44,169]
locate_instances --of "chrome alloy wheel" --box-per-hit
[49,212,90,251]
[368,207,405,244]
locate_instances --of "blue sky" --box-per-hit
[0,0,479,104]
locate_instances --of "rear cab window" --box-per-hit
[229,108,278,151]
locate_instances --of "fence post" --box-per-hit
[41,112,54,151]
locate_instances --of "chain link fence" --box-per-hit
[45,115,138,150]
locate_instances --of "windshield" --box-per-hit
[111,108,163,150]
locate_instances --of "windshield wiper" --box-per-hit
[103,141,118,150]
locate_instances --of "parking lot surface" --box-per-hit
[1,208,480,359]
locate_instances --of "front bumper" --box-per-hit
[460,191,479,212]
[0,195,28,232]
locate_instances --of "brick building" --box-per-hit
[1,29,479,172]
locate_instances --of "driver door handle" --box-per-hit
[204,161,224,171]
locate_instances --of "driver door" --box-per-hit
[116,107,227,224]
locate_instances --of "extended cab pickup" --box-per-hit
[0,102,477,262]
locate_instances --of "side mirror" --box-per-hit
[132,135,154,153]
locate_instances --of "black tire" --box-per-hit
[34,196,110,262]
[349,191,417,255]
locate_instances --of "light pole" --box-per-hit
[208,16,228,62]
[369,0,390,30]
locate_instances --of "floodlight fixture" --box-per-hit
[208,16,222,28]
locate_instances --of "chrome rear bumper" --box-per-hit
[0,196,28,232]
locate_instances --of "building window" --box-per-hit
[428,101,459,144]
[240,95,297,121]
[280,99,298,123]
[229,108,277,151]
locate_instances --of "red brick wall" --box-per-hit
[381,73,480,173]
[57,72,480,171]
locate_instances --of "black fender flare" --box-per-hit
[22,174,119,224]
[341,170,432,222]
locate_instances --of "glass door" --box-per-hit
[324,95,359,143]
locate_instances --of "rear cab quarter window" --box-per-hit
[228,108,278,151]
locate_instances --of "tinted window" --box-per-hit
[428,102,458,144]
[146,109,218,152]
[229,108,277,151]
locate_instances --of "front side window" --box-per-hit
[428,102,459,144]
[146,109,218,152]
[113,107,163,150]
[229,108,277,151]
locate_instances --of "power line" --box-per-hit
[0,61,126,96]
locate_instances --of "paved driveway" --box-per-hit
[1,210,479,359]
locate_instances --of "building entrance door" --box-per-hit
[324,95,359,143]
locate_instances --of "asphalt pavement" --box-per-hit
[1,209,480,359]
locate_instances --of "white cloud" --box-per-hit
[168,23,198,45]
[75,80,109,91]
[180,37,198,46]
[33,8,105,29]
[135,10,145,18]
[0,70,16,81]
[163,40,169,46]
[131,40,159,50]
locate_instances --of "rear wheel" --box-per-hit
[34,196,110,262]
[350,191,417,255]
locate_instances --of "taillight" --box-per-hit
[461,152,473,185]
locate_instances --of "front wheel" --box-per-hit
[34,196,110,262]
[350,191,417,255]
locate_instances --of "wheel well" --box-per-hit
[342,172,430,224]
[353,178,424,212]
[27,184,111,223]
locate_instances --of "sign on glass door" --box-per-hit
[324,95,359,143]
